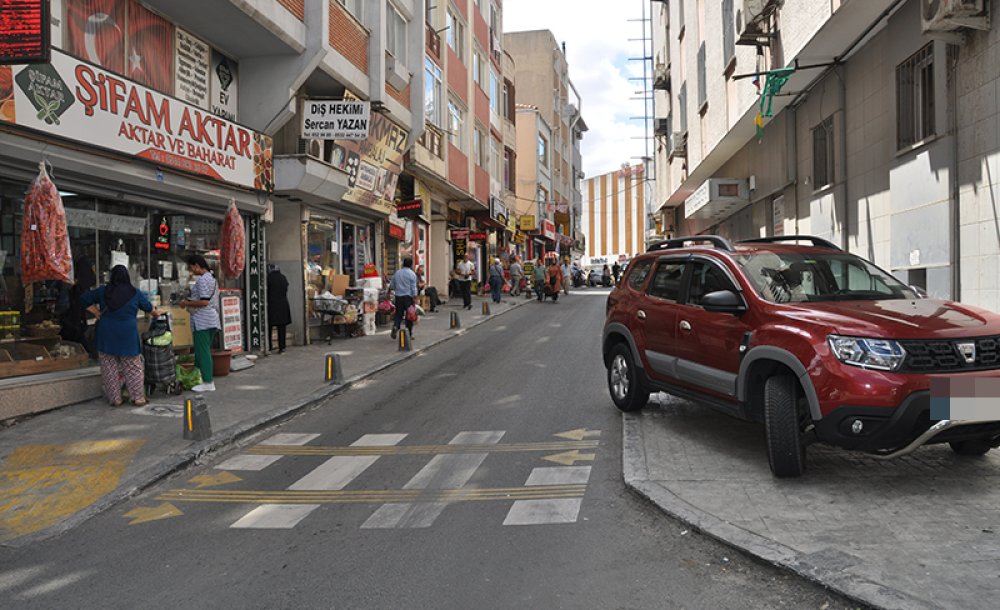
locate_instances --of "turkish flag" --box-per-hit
[127,0,174,93]
[66,0,125,73]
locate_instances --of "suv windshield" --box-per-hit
[733,251,918,303]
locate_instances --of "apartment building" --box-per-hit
[650,0,1000,309]
[505,29,586,260]
[581,164,649,267]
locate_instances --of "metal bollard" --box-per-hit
[482,301,491,315]
[182,395,212,441]
[398,328,412,351]
[450,311,461,329]
[325,353,344,384]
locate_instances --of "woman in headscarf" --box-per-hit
[266,263,291,353]
[58,256,97,358]
[81,265,162,407]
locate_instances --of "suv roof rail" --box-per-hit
[647,235,734,253]
[739,235,843,250]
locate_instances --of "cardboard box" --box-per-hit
[161,306,193,348]
[330,274,350,297]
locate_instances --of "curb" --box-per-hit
[6,299,529,548]
[621,413,935,610]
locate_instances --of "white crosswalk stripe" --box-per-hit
[215,433,320,471]
[362,431,505,529]
[504,466,592,526]
[230,504,320,529]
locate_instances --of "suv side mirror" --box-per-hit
[701,290,747,315]
[910,285,928,299]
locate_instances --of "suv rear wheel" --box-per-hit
[608,343,649,412]
[764,375,807,477]
[949,439,992,456]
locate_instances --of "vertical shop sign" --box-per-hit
[210,49,238,122]
[174,28,210,109]
[220,290,243,353]
[153,216,170,250]
[246,215,264,352]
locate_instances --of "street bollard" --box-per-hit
[398,328,412,351]
[482,301,491,315]
[450,311,460,329]
[182,395,212,441]
[325,352,344,384]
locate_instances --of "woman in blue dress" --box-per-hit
[82,265,163,406]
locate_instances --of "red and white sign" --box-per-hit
[541,219,556,241]
[220,291,243,353]
[0,49,272,191]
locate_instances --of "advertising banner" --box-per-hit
[174,28,210,109]
[541,219,556,240]
[209,49,238,121]
[0,49,273,191]
[302,99,370,140]
[220,290,243,353]
[519,215,536,231]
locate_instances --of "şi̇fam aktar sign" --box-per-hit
[0,49,273,191]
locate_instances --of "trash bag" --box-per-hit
[220,199,245,277]
[176,364,203,391]
[21,162,73,285]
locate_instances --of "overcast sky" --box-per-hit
[503,0,650,179]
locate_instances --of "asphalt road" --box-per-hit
[0,288,862,610]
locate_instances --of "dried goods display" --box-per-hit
[21,162,73,285]
[220,199,245,277]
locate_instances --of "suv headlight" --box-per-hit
[827,335,907,371]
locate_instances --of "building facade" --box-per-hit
[650,0,1000,309]
[505,29,586,260]
[581,164,649,267]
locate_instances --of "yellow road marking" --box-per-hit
[553,428,602,441]
[542,450,597,466]
[157,484,587,505]
[188,471,242,489]
[124,502,183,525]
[0,439,145,541]
[244,440,600,457]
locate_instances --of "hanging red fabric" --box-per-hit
[220,199,245,277]
[21,162,73,285]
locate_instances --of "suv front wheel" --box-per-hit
[764,375,807,477]
[608,343,650,412]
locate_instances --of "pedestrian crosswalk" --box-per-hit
[157,428,599,531]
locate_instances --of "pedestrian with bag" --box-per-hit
[180,255,221,393]
[267,263,291,354]
[390,257,419,340]
[533,256,547,301]
[81,265,164,406]
[455,253,475,310]
[488,257,505,304]
[546,256,564,302]
[509,256,524,297]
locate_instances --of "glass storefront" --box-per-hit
[0,180,245,379]
[304,212,377,338]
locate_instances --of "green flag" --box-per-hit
[759,67,795,119]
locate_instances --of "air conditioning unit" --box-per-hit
[653,63,670,90]
[385,52,411,90]
[670,132,687,158]
[298,138,322,158]
[736,0,776,45]
[922,0,990,32]
[654,118,670,136]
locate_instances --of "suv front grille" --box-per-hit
[900,337,1000,373]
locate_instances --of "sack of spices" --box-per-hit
[21,162,73,285]
[220,199,245,277]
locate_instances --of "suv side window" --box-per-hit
[688,261,737,306]
[647,261,686,301]
[627,259,654,290]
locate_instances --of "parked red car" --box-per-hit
[602,235,1000,477]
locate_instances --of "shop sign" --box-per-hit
[153,216,170,250]
[0,0,50,65]
[490,196,507,225]
[542,219,556,241]
[451,230,468,267]
[220,290,244,353]
[174,28,210,109]
[0,49,273,191]
[388,223,405,240]
[246,215,264,352]
[326,90,407,216]
[63,208,147,235]
[209,50,238,122]
[519,215,536,231]
[513,232,526,245]
[396,198,423,219]
[301,99,370,140]
[468,231,487,241]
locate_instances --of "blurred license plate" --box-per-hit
[930,377,1000,421]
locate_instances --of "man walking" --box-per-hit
[560,257,572,295]
[509,256,524,297]
[612,261,622,285]
[180,255,220,392]
[389,257,419,340]
[455,253,475,310]
[533,257,547,301]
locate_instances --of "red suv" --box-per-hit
[603,235,1000,477]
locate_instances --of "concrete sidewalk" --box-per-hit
[0,292,531,547]
[623,393,1000,610]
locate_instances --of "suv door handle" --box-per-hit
[637,310,647,320]
[679,320,692,331]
